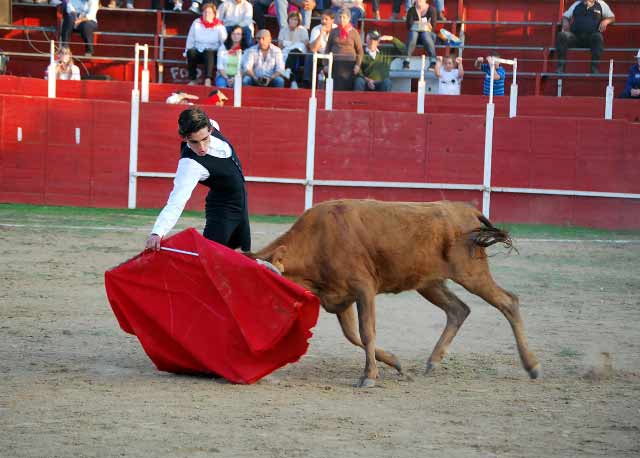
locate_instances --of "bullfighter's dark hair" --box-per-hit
[178,107,211,137]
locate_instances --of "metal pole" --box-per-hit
[417,55,425,114]
[129,44,141,209]
[47,40,56,98]
[605,59,614,120]
[325,53,334,111]
[509,58,518,118]
[234,49,242,107]
[305,88,318,210]
[141,44,150,103]
[483,57,496,217]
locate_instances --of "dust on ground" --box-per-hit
[1,215,639,458]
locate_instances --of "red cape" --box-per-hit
[104,228,320,384]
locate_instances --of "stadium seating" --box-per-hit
[1,0,639,96]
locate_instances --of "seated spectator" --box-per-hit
[620,49,640,99]
[325,8,363,91]
[218,0,254,49]
[302,9,337,88]
[278,10,310,87]
[216,25,249,88]
[402,0,437,70]
[330,0,364,28]
[354,31,405,92]
[185,2,228,87]
[556,0,615,74]
[61,0,99,56]
[242,29,286,88]
[44,47,81,81]
[474,54,505,96]
[392,0,443,20]
[165,91,199,104]
[434,55,463,95]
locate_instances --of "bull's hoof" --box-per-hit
[424,361,439,375]
[528,364,542,380]
[356,377,376,388]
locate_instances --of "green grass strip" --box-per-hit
[1,203,638,239]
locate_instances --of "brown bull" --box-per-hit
[252,199,540,387]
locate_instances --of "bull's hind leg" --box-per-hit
[417,281,470,374]
[337,304,403,374]
[452,258,541,379]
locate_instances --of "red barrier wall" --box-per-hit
[1,93,639,229]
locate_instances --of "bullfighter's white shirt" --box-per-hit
[151,134,232,237]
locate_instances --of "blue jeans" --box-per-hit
[242,75,285,88]
[330,6,363,27]
[406,31,436,61]
[354,77,392,91]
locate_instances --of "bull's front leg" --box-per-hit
[355,289,378,388]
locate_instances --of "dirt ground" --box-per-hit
[1,212,639,458]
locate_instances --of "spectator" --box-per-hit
[354,31,405,92]
[165,91,199,104]
[61,0,99,56]
[302,9,337,88]
[216,25,248,88]
[556,0,615,74]
[44,47,81,81]
[185,2,227,87]
[434,55,463,95]
[252,0,273,31]
[620,49,640,99]
[474,54,505,96]
[242,29,286,88]
[218,0,254,49]
[107,0,134,9]
[325,8,363,91]
[278,10,309,87]
[402,0,437,70]
[330,0,364,28]
[392,0,444,21]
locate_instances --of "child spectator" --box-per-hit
[216,25,248,88]
[277,10,309,88]
[434,55,463,95]
[44,47,81,81]
[620,49,640,99]
[185,2,228,87]
[474,54,505,96]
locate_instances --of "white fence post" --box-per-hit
[509,58,518,118]
[47,40,56,99]
[605,59,614,120]
[128,43,142,209]
[141,44,150,103]
[417,55,426,114]
[325,53,334,111]
[234,49,242,107]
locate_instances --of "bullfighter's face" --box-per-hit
[185,127,212,156]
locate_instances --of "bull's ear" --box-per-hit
[272,245,287,273]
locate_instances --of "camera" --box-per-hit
[257,77,269,87]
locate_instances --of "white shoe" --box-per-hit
[282,68,292,80]
[204,78,211,87]
[290,81,298,89]
[189,2,200,14]
[126,1,134,8]
[188,80,197,85]
[173,2,182,10]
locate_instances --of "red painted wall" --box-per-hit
[1,92,639,229]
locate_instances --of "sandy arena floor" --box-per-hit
[1,213,639,458]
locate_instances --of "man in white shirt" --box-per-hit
[145,108,251,252]
[302,9,337,87]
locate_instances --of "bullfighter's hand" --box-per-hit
[145,234,162,251]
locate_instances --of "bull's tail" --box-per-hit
[467,215,516,255]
